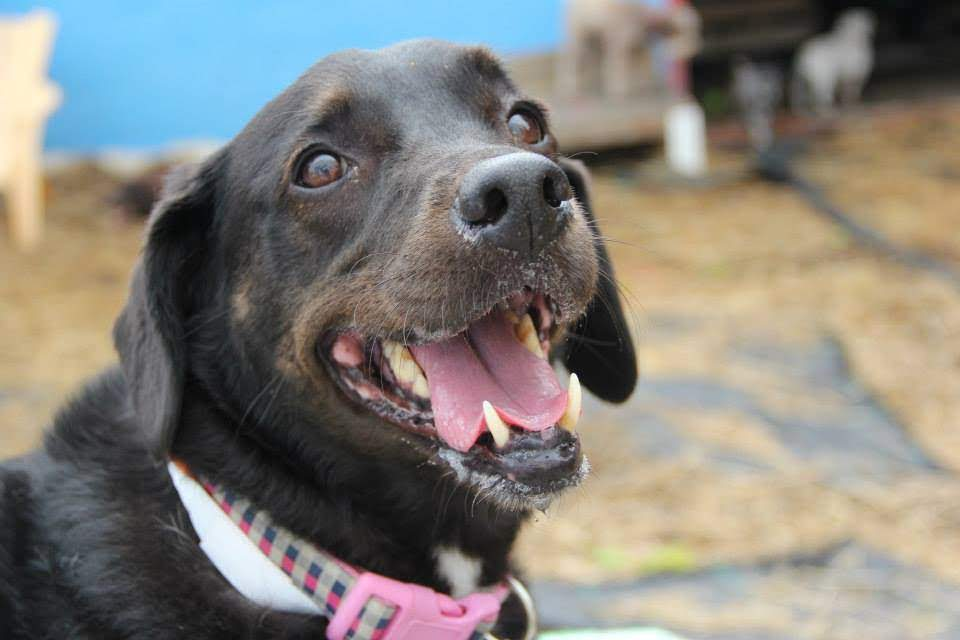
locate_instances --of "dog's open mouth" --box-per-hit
[321,290,585,504]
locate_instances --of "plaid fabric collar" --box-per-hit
[168,461,504,640]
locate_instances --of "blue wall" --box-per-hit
[3,1,563,152]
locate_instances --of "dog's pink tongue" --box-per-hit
[410,311,567,452]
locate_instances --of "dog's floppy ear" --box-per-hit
[558,158,637,403]
[113,152,224,460]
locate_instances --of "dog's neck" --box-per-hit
[172,385,526,596]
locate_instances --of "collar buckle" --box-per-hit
[327,572,503,640]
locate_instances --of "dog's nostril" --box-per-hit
[542,175,563,208]
[479,187,509,226]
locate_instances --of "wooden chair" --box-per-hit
[0,9,61,250]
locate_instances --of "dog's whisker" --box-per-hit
[346,251,402,276]
[561,151,599,160]
[154,513,194,545]
[431,469,460,532]
[238,373,283,430]
[183,308,232,338]
[596,265,643,340]
[598,267,645,341]
[593,235,641,249]
[257,378,286,427]
[434,472,460,530]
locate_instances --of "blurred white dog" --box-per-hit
[792,8,876,116]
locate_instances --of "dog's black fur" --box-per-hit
[0,40,635,639]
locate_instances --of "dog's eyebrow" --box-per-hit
[303,88,355,128]
[517,97,550,119]
[458,46,508,82]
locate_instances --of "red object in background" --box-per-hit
[669,0,693,98]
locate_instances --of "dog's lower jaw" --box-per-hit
[436,449,590,513]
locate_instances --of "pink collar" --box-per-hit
[169,460,511,640]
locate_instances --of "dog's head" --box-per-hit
[836,8,876,40]
[114,40,636,511]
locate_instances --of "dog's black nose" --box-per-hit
[455,153,573,255]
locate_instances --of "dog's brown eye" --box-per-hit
[507,110,543,146]
[297,151,344,188]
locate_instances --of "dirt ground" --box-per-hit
[515,98,960,637]
[2,97,959,637]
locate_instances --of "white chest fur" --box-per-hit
[434,546,483,599]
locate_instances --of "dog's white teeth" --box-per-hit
[558,373,581,431]
[383,341,430,398]
[482,401,510,448]
[516,314,545,359]
[412,375,430,398]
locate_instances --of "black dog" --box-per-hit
[0,40,635,639]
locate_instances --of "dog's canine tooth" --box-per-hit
[383,341,429,396]
[482,401,510,448]
[515,314,545,359]
[412,373,430,398]
[558,373,581,431]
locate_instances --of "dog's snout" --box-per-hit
[455,153,573,255]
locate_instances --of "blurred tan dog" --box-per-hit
[557,0,700,99]
[792,8,876,116]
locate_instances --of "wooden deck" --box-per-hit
[507,51,671,152]
[504,0,818,152]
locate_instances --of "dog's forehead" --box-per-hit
[309,39,508,92]
[275,40,513,128]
